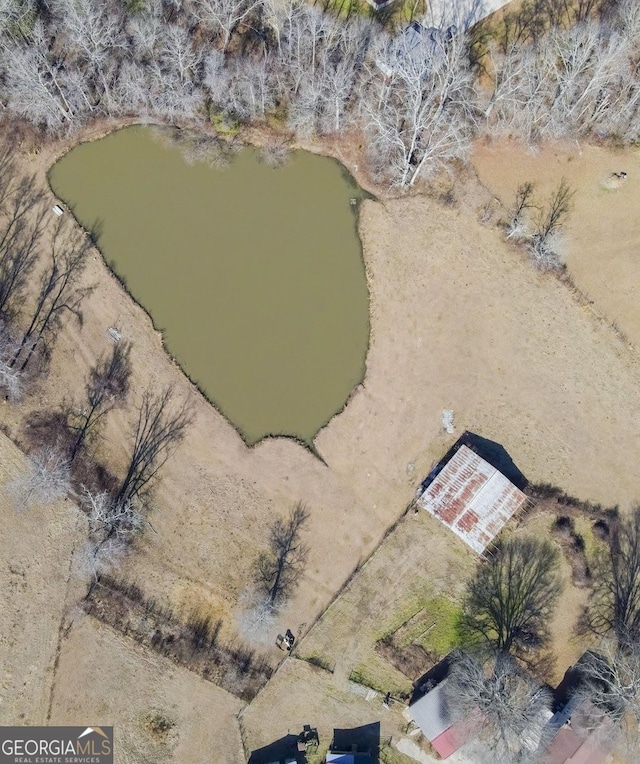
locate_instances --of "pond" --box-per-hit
[49,127,370,445]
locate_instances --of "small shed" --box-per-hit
[417,444,528,554]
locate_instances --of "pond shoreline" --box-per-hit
[46,123,373,449]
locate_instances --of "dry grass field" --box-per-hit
[49,617,244,764]
[472,139,640,349]
[0,430,82,725]
[2,124,640,761]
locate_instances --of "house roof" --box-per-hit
[408,678,456,741]
[544,727,611,764]
[545,728,584,764]
[431,720,468,759]
[417,444,527,554]
[566,736,610,764]
[326,755,372,764]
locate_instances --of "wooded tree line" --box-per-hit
[0,142,193,572]
[0,0,639,186]
[0,144,91,389]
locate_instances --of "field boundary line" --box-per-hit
[294,498,417,649]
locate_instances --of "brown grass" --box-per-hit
[472,139,640,350]
[0,430,83,725]
[49,618,244,764]
[2,121,640,759]
[84,575,273,700]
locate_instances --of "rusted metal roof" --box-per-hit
[417,444,527,554]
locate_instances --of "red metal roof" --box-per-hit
[417,445,527,554]
[431,721,467,759]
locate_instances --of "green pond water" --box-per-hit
[49,127,369,445]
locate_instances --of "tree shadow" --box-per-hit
[410,651,457,703]
[88,217,104,246]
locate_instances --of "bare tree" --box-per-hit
[0,169,46,323]
[69,341,132,460]
[316,18,371,135]
[259,139,291,167]
[116,386,192,506]
[363,29,475,187]
[445,651,555,764]
[236,587,281,646]
[254,502,309,608]
[570,641,640,758]
[11,217,92,371]
[145,58,205,121]
[1,20,81,132]
[193,0,263,53]
[460,536,562,660]
[160,24,202,86]
[484,5,640,145]
[112,60,153,117]
[75,492,144,580]
[506,181,536,240]
[83,487,145,545]
[127,7,164,61]
[0,347,20,398]
[529,178,574,269]
[0,324,21,400]
[52,0,125,110]
[0,0,638,165]
[585,508,640,646]
[205,52,277,124]
[6,446,71,509]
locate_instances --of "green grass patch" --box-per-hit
[306,746,330,764]
[412,596,461,656]
[377,595,425,642]
[573,516,604,564]
[378,589,462,658]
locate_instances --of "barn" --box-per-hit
[417,440,528,555]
